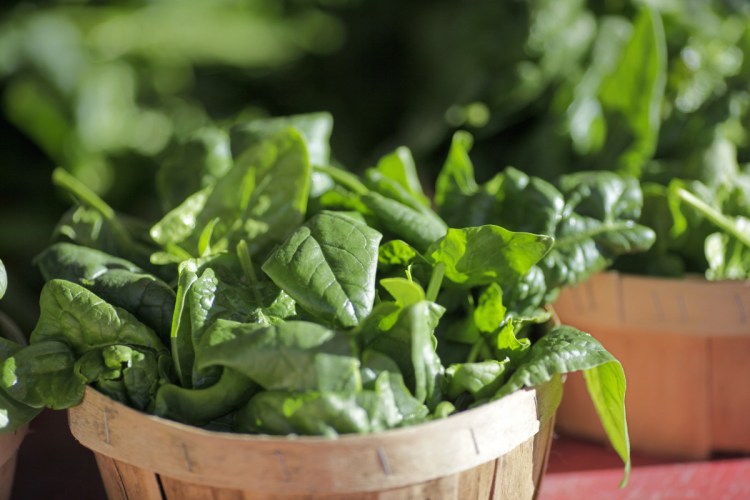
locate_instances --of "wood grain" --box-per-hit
[0,425,26,500]
[554,272,750,458]
[69,379,560,499]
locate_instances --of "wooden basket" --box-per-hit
[553,271,750,459]
[68,377,561,500]
[0,425,26,500]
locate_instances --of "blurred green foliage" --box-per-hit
[2,0,750,328]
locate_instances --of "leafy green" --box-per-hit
[495,325,630,485]
[151,126,311,259]
[196,320,359,393]
[155,368,257,425]
[433,133,654,298]
[0,260,6,300]
[0,337,41,432]
[31,280,167,356]
[1,340,85,410]
[2,114,635,484]
[262,211,382,328]
[427,226,553,287]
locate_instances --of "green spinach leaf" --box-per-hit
[262,211,382,328]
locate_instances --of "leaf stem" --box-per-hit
[52,168,116,221]
[467,338,485,363]
[52,167,134,249]
[676,188,750,248]
[314,165,369,195]
[426,262,445,302]
[237,240,267,307]
[236,240,259,284]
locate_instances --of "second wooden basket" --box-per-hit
[554,271,750,459]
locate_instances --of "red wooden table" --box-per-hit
[541,437,750,499]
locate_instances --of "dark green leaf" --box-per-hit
[31,280,167,356]
[234,390,371,436]
[1,340,85,409]
[230,112,333,166]
[155,367,257,425]
[0,337,42,432]
[196,320,360,393]
[365,301,445,408]
[262,211,382,328]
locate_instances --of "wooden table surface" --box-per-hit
[9,409,750,499]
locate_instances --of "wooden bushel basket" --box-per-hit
[0,425,26,500]
[68,377,561,500]
[554,272,750,459]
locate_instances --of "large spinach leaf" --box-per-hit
[262,211,382,328]
[196,320,360,394]
[495,325,630,485]
[151,127,311,258]
[31,280,167,356]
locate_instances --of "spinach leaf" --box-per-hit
[31,280,167,356]
[0,337,42,432]
[185,260,296,387]
[433,133,654,293]
[52,169,158,273]
[445,360,509,400]
[1,340,85,409]
[152,127,311,258]
[495,325,630,485]
[230,112,333,166]
[76,345,168,411]
[569,8,666,177]
[361,191,446,252]
[364,300,445,409]
[235,390,372,437]
[196,320,360,394]
[156,127,232,211]
[372,146,429,207]
[155,367,257,425]
[35,242,142,281]
[262,211,382,328]
[36,243,176,343]
[427,225,553,287]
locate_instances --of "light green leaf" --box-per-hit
[427,225,553,287]
[495,325,630,485]
[380,277,425,308]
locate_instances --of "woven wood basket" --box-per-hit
[68,377,561,500]
[554,271,750,459]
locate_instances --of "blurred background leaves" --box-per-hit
[2,0,750,329]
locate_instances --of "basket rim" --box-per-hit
[68,381,557,493]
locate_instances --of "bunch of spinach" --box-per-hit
[0,259,43,432]
[0,114,639,482]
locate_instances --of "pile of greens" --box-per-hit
[0,260,42,431]
[377,1,750,282]
[0,114,650,481]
